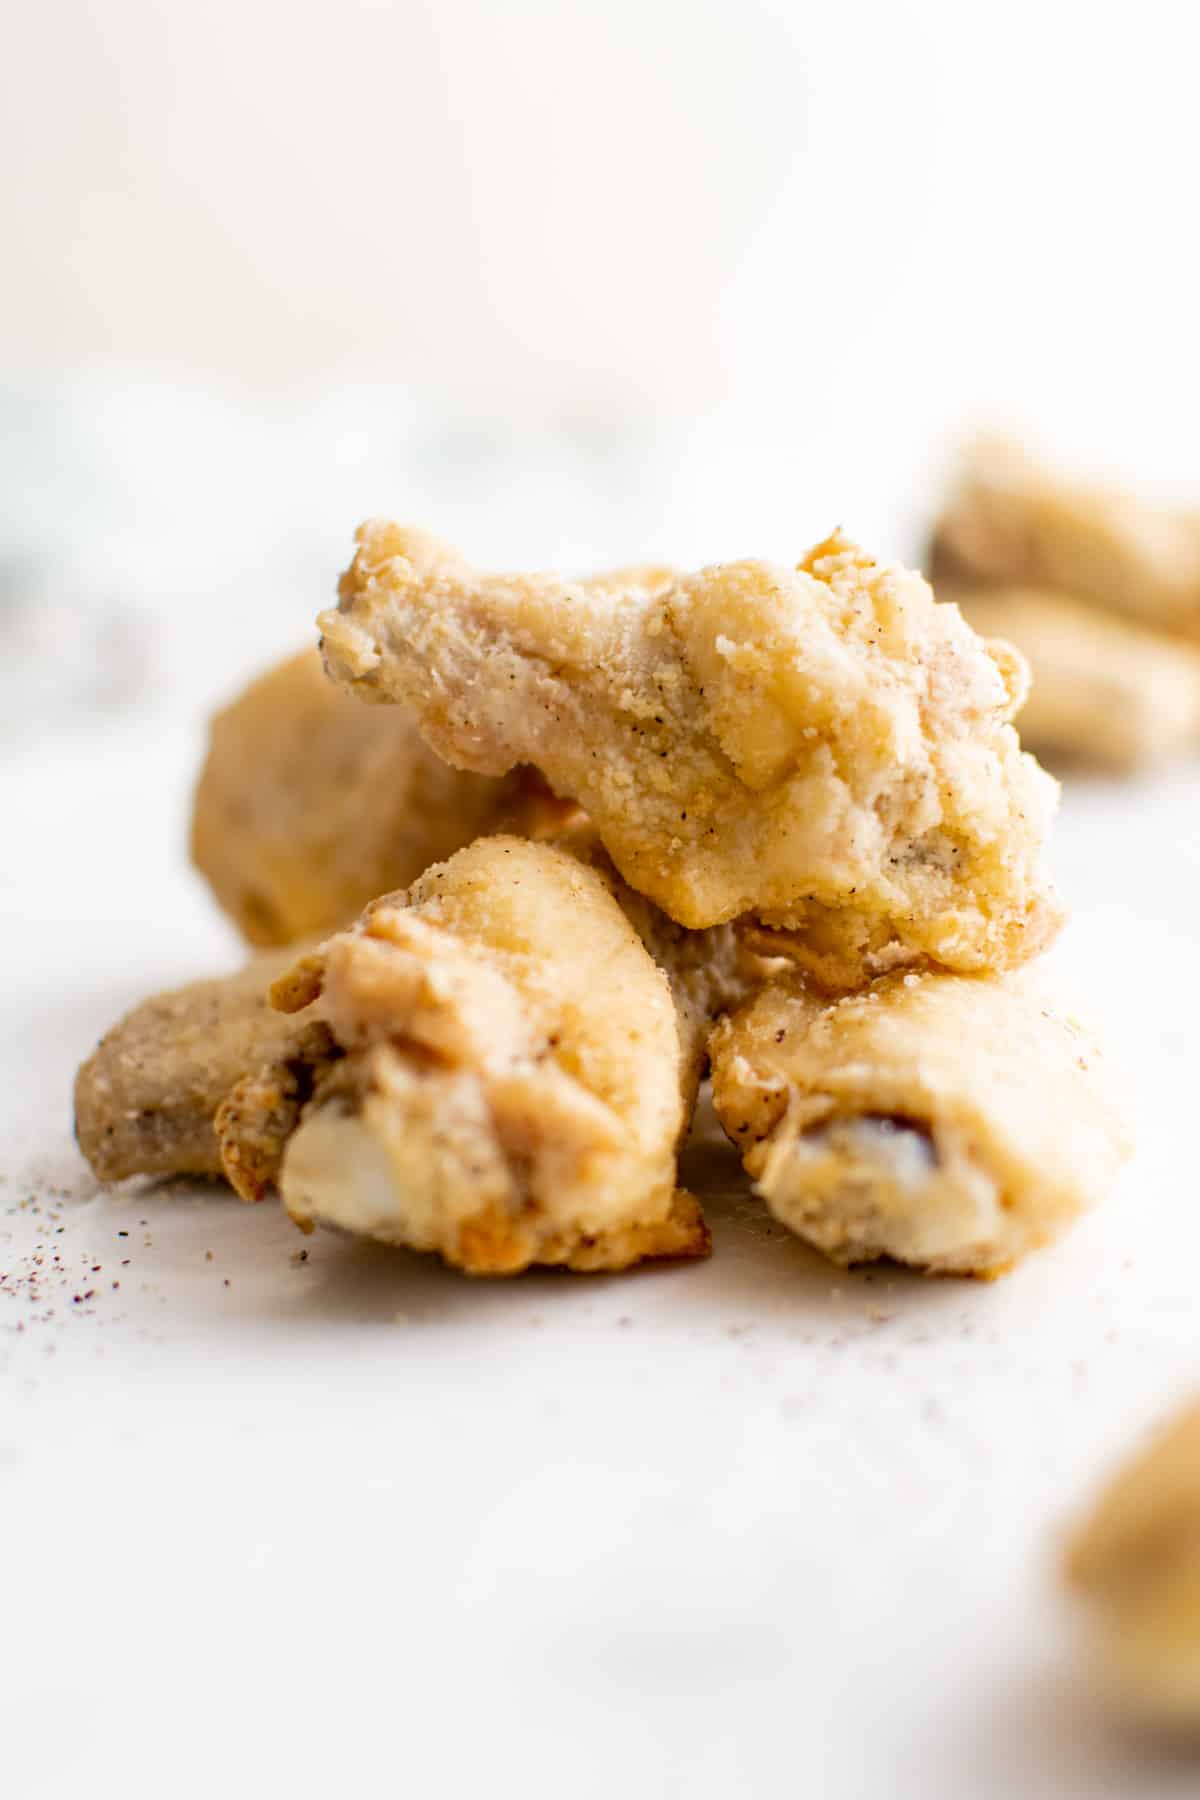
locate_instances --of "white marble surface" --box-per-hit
[2,700,1199,1800]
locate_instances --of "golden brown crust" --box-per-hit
[944,586,1200,772]
[1065,1401,1200,1728]
[709,968,1130,1274]
[214,1021,338,1202]
[190,647,572,947]
[319,524,1061,987]
[74,950,311,1183]
[226,834,748,1274]
[931,437,1200,641]
[444,1188,710,1274]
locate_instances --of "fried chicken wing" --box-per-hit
[1065,1400,1200,1729]
[191,647,571,947]
[74,950,330,1183]
[947,586,1200,772]
[709,969,1129,1275]
[222,832,751,1274]
[319,524,1062,989]
[931,437,1200,640]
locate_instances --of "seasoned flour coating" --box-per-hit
[320,524,1062,988]
[709,970,1129,1275]
[191,647,570,947]
[74,950,328,1183]
[224,833,751,1274]
[931,437,1200,641]
[1065,1400,1200,1728]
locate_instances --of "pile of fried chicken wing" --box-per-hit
[75,524,1130,1278]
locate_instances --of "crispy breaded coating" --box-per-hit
[931,437,1200,641]
[74,950,330,1183]
[319,524,1062,989]
[223,833,751,1274]
[191,647,571,947]
[946,586,1200,772]
[213,1037,339,1204]
[1065,1400,1200,1728]
[709,969,1129,1275]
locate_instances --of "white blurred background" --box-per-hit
[2,0,1199,724]
[6,16,1200,1796]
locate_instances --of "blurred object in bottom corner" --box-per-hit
[1064,1396,1200,1734]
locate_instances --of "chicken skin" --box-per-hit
[78,831,752,1274]
[221,832,751,1273]
[709,968,1129,1275]
[191,646,570,947]
[74,949,329,1183]
[319,524,1061,989]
